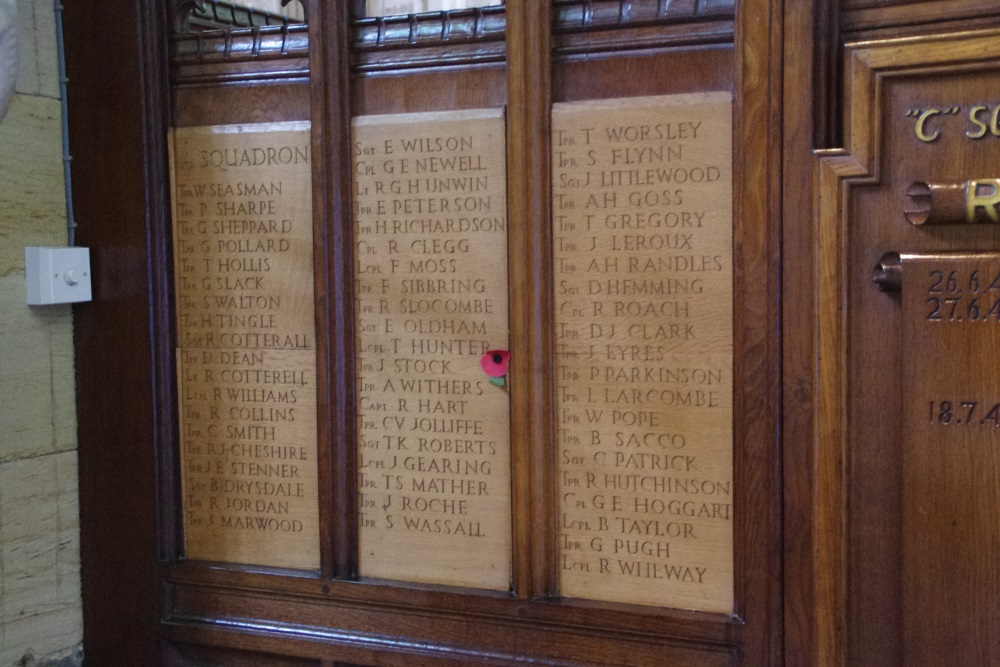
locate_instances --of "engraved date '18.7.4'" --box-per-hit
[928,400,1000,427]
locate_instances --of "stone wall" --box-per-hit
[0,0,82,664]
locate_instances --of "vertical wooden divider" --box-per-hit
[734,0,784,663]
[506,0,554,599]
[310,0,357,579]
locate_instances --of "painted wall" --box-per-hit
[0,0,82,665]
[242,0,306,21]
[366,0,502,17]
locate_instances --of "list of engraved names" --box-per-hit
[552,94,734,611]
[352,110,512,589]
[170,122,319,569]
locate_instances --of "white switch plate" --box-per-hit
[25,246,92,305]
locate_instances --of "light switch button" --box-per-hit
[25,246,92,305]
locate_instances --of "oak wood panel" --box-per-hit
[551,93,736,612]
[169,122,320,570]
[65,0,173,663]
[554,21,734,56]
[847,69,1000,667]
[553,48,733,103]
[553,0,734,26]
[549,2,783,665]
[506,0,554,603]
[310,0,356,579]
[168,10,322,583]
[780,1,829,665]
[733,0,784,664]
[351,67,507,116]
[163,643,322,667]
[841,0,1000,37]
[173,85,311,127]
[840,0,989,9]
[352,7,506,73]
[162,566,736,645]
[173,59,310,89]
[70,0,787,665]
[163,1,759,665]
[170,22,310,88]
[164,622,732,667]
[350,109,513,589]
[897,254,1000,667]
[163,582,736,666]
[811,28,1000,666]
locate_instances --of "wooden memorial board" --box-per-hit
[900,254,1000,665]
[352,109,512,589]
[551,93,734,612]
[169,122,319,569]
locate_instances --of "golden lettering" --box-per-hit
[966,105,989,140]
[966,179,1000,223]
[915,108,942,143]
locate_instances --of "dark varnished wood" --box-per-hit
[161,578,736,666]
[164,622,732,667]
[70,1,1000,665]
[553,47,733,102]
[170,22,309,87]
[160,1,756,662]
[352,7,506,73]
[733,0,784,664]
[506,0,555,602]
[841,0,1000,38]
[173,84,310,126]
[552,0,734,28]
[310,0,357,580]
[162,643,321,667]
[794,23,1000,667]
[74,0,1000,664]
[352,67,507,115]
[552,0,734,56]
[844,55,1000,667]
[780,1,828,665]
[554,21,735,56]
[162,565,736,645]
[66,0,173,663]
[172,24,309,62]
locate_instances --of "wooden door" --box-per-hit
[65,0,783,665]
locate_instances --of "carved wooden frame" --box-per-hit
[68,0,784,663]
[812,28,1000,667]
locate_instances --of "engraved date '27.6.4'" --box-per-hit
[926,268,1000,322]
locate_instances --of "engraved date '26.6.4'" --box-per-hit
[926,268,1000,322]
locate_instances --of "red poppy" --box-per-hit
[480,349,510,378]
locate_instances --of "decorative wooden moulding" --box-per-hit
[552,0,734,31]
[351,6,507,73]
[169,121,320,570]
[172,25,310,63]
[552,0,735,56]
[351,108,512,590]
[551,93,734,612]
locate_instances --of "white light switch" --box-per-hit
[25,246,92,305]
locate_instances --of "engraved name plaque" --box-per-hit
[552,94,733,611]
[352,109,512,589]
[169,122,319,569]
